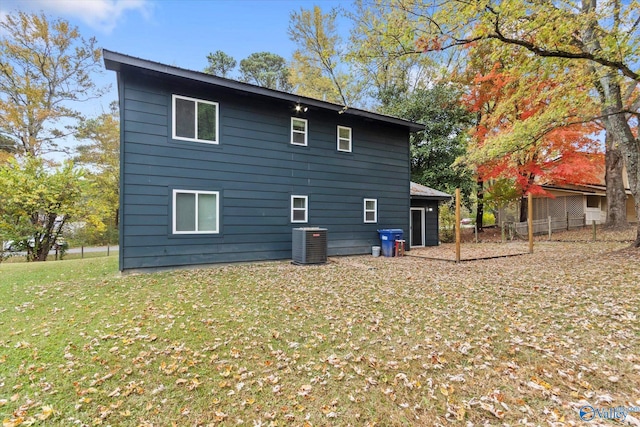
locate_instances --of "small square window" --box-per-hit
[586,195,600,208]
[172,95,219,144]
[173,190,219,234]
[337,126,352,152]
[291,195,308,223]
[364,198,377,223]
[291,118,308,146]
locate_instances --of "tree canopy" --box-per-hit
[74,104,120,244]
[204,50,237,78]
[239,52,292,91]
[364,0,640,244]
[288,6,359,105]
[0,156,83,261]
[0,11,105,157]
[384,84,476,207]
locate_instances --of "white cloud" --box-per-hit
[1,0,152,33]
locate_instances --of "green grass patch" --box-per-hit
[1,243,638,426]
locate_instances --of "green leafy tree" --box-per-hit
[204,50,237,78]
[74,104,120,245]
[347,0,436,108]
[0,135,18,163]
[0,156,83,261]
[239,52,292,91]
[0,11,105,157]
[384,84,476,207]
[288,6,360,105]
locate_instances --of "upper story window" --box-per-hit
[173,94,219,144]
[291,118,308,146]
[337,126,352,152]
[173,189,219,234]
[364,198,377,223]
[291,195,308,223]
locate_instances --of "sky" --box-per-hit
[1,0,349,117]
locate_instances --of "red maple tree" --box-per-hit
[461,62,602,221]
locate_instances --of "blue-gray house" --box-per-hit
[103,50,422,271]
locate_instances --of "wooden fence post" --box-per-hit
[501,221,505,243]
[455,189,461,263]
[548,216,552,240]
[592,220,597,242]
[566,212,570,230]
[528,193,534,254]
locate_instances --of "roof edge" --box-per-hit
[103,49,424,132]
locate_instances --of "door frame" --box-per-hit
[410,207,425,247]
[584,195,604,224]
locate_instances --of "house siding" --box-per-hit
[118,70,410,270]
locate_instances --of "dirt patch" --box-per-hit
[408,241,529,261]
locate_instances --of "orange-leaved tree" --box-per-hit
[460,60,602,222]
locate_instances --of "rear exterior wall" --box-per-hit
[118,70,410,270]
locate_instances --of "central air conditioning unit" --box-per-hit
[292,227,328,265]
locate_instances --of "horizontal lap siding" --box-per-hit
[120,71,409,270]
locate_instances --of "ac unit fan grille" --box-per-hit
[292,228,327,265]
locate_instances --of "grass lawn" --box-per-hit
[1,241,639,426]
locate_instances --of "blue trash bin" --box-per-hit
[378,229,404,257]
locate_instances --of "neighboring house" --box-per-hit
[533,183,636,225]
[103,50,422,272]
[497,159,636,226]
[410,182,451,247]
[531,159,636,225]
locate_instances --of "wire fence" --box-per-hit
[499,214,585,242]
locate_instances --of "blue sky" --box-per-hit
[1,0,349,116]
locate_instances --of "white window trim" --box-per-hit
[291,117,308,146]
[364,198,377,223]
[172,94,219,144]
[337,125,352,152]
[291,195,308,223]
[172,189,220,234]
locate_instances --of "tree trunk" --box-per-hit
[475,178,484,232]
[604,132,628,228]
[519,195,528,223]
[600,84,640,247]
[581,0,639,247]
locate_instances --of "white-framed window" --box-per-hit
[172,94,219,144]
[337,126,352,152]
[291,195,308,223]
[291,117,308,146]
[172,189,219,234]
[364,198,377,223]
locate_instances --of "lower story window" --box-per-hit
[364,198,377,223]
[173,189,219,234]
[291,195,308,223]
[586,195,600,209]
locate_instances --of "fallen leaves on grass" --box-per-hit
[0,240,638,425]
